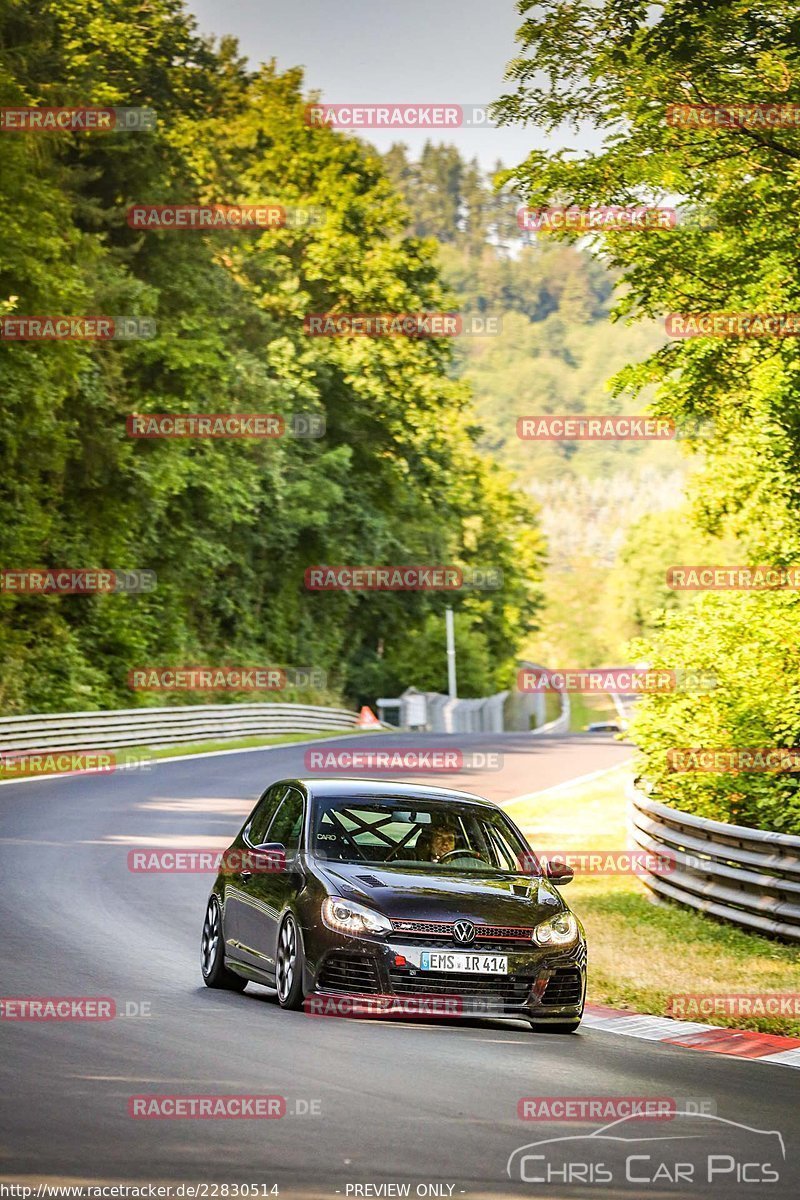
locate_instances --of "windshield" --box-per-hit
[311,798,539,874]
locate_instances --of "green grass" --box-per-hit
[568,691,622,733]
[147,728,369,760]
[543,691,563,725]
[505,765,800,1036]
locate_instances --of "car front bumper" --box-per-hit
[305,930,587,1022]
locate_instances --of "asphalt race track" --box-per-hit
[1,731,798,1199]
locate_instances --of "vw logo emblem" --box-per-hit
[453,920,475,945]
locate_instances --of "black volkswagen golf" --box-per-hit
[200,778,586,1031]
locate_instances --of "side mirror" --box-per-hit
[545,860,574,886]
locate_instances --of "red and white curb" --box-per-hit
[583,1003,800,1069]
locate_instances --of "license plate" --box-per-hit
[419,952,508,974]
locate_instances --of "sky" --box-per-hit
[187,0,590,172]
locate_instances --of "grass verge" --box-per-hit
[147,728,368,760]
[568,692,621,733]
[505,764,800,1036]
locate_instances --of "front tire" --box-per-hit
[275,913,305,1010]
[201,895,247,991]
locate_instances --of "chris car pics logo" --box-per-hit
[507,1112,784,1188]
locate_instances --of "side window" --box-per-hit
[265,788,305,857]
[247,785,288,846]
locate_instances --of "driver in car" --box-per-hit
[415,812,458,863]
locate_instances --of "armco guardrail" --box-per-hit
[629,779,800,942]
[0,703,361,755]
[381,666,571,735]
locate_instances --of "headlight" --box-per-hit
[321,896,393,937]
[533,911,579,947]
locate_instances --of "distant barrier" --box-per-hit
[378,668,570,735]
[629,780,800,941]
[0,703,361,755]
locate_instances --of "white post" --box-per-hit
[445,607,457,699]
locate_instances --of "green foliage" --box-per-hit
[380,611,497,698]
[497,0,800,558]
[383,142,521,252]
[628,593,800,834]
[382,145,666,491]
[499,1,800,829]
[457,307,665,485]
[381,142,689,674]
[602,505,742,651]
[0,0,544,712]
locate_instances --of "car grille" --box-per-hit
[396,937,528,953]
[318,954,380,994]
[390,919,533,945]
[388,969,531,1003]
[541,967,583,1007]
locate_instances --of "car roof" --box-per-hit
[284,777,496,807]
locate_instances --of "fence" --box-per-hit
[425,690,509,734]
[629,780,800,942]
[377,670,570,735]
[0,703,361,755]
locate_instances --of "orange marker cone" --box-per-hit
[356,705,381,728]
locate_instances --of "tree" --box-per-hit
[0,0,544,712]
[495,3,800,824]
[495,0,800,561]
[627,593,800,835]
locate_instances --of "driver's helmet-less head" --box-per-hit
[418,810,458,860]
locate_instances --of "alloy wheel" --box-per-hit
[201,897,221,977]
[276,916,298,1003]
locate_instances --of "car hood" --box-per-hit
[316,859,566,925]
